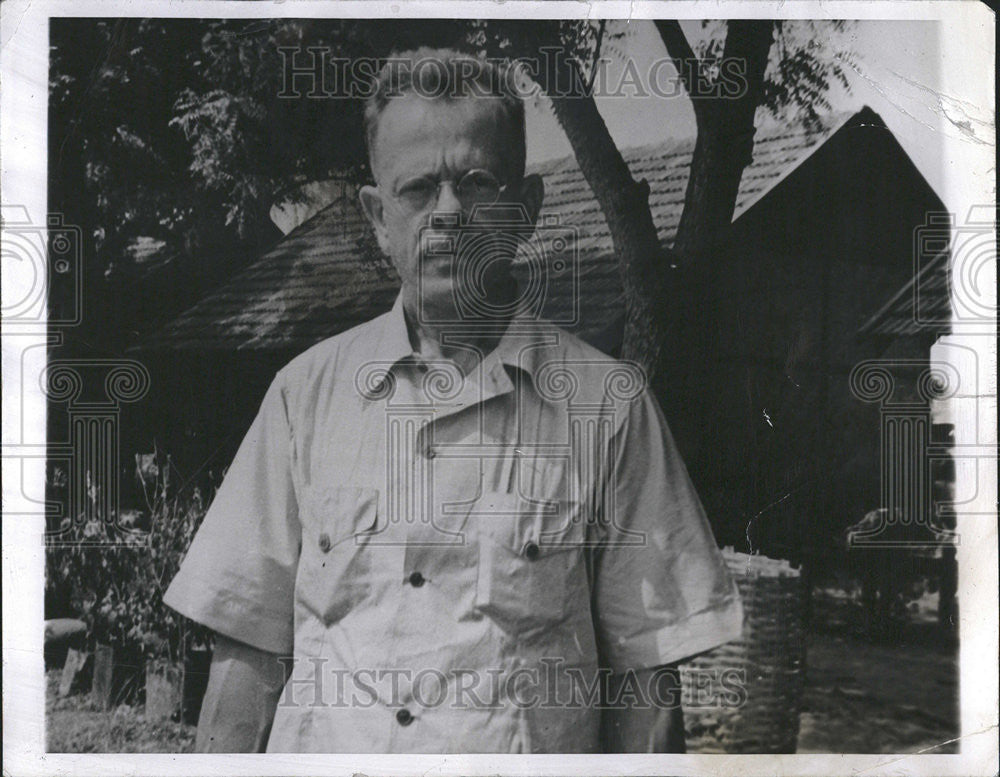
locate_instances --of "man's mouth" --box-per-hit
[417,230,517,300]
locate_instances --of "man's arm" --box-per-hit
[600,665,686,753]
[195,635,290,753]
[591,389,742,751]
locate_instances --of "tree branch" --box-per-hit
[670,19,774,265]
[653,20,706,123]
[538,53,678,382]
[586,20,607,95]
[716,20,775,164]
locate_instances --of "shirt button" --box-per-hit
[523,541,540,561]
[318,533,332,553]
[396,708,414,726]
[407,571,426,587]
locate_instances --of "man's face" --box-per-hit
[360,94,541,323]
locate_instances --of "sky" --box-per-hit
[523,19,995,210]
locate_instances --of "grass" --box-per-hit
[46,669,195,753]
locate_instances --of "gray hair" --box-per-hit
[363,48,527,182]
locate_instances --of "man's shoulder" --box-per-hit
[520,320,631,375]
[519,321,647,407]
[526,321,618,364]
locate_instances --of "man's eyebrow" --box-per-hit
[390,173,437,197]
[398,172,437,184]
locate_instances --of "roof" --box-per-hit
[147,109,864,352]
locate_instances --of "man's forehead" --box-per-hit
[371,94,511,178]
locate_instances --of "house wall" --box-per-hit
[662,121,948,566]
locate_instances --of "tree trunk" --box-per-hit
[536,22,775,398]
[662,20,775,264]
[646,21,775,466]
[538,58,678,394]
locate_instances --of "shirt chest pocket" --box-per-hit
[297,486,382,626]
[474,492,589,636]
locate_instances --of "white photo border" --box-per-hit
[2,1,996,775]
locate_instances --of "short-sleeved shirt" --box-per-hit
[164,293,742,753]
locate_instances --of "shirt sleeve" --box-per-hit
[590,388,743,672]
[163,371,300,655]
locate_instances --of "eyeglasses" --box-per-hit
[391,169,506,215]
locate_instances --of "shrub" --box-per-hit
[46,451,213,664]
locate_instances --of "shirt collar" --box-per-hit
[377,292,419,369]
[377,291,542,382]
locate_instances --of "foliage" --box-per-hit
[50,21,203,254]
[49,19,485,344]
[164,20,372,239]
[46,453,212,662]
[690,20,857,130]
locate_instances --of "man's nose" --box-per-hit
[428,182,464,231]
[434,181,463,214]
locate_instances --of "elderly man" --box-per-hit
[164,48,742,754]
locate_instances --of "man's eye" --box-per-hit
[398,179,437,200]
[460,171,500,201]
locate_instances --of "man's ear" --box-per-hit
[515,173,545,226]
[359,185,391,254]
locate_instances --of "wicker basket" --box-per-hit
[679,548,806,753]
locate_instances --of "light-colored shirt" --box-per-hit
[164,293,742,753]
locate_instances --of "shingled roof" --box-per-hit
[148,109,863,352]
